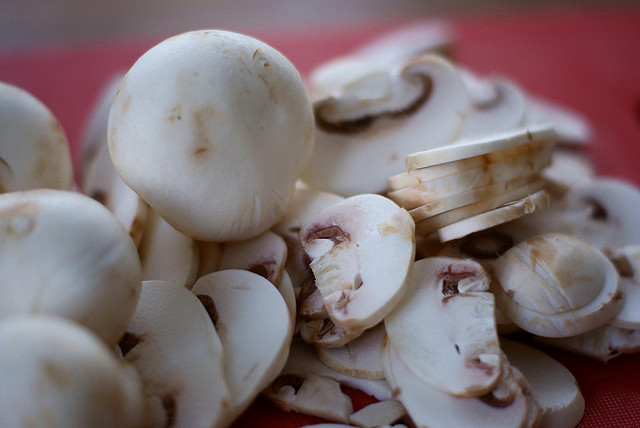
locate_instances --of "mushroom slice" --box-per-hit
[108,30,314,241]
[385,257,501,397]
[299,315,366,348]
[605,246,640,329]
[84,141,149,247]
[348,400,406,428]
[0,82,73,193]
[0,315,146,428]
[122,280,230,428]
[270,339,394,402]
[501,338,585,428]
[490,233,623,337]
[315,323,386,380]
[405,125,555,171]
[541,149,594,194]
[413,178,544,232]
[436,190,550,242]
[0,190,141,347]
[536,324,640,362]
[191,270,293,420]
[304,54,469,196]
[524,94,592,146]
[138,208,199,289]
[382,339,534,428]
[301,194,415,332]
[218,231,287,285]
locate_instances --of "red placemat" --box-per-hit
[2,6,640,427]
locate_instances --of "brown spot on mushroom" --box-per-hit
[391,387,401,399]
[122,96,132,113]
[248,260,277,284]
[118,332,142,357]
[468,357,496,377]
[505,289,515,299]
[129,214,146,245]
[197,294,219,327]
[612,290,624,302]
[438,265,476,296]
[0,200,37,237]
[42,360,70,387]
[193,147,208,157]
[161,393,177,427]
[167,105,183,122]
[461,231,513,259]
[192,105,216,156]
[315,74,433,134]
[305,225,350,246]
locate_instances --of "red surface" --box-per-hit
[2,6,640,427]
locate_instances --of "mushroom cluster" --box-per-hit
[0,21,637,428]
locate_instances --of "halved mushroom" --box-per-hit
[218,231,287,285]
[304,54,469,196]
[0,190,141,347]
[0,82,72,193]
[191,269,293,420]
[300,194,415,333]
[384,257,501,397]
[138,208,199,289]
[382,338,537,428]
[0,315,146,428]
[315,323,386,380]
[108,30,314,241]
[489,233,623,337]
[501,338,585,428]
[121,280,230,428]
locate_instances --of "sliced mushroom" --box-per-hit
[384,257,501,397]
[348,399,407,428]
[0,190,141,347]
[501,338,585,428]
[138,208,199,289]
[191,269,293,420]
[218,231,287,285]
[524,94,592,146]
[315,323,386,380]
[108,30,314,241]
[122,280,230,428]
[304,54,469,196]
[604,245,640,329]
[299,315,366,348]
[0,315,146,428]
[0,82,72,193]
[541,149,594,194]
[300,194,415,333]
[489,233,623,337]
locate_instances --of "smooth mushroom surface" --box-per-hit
[0,315,146,428]
[0,190,141,347]
[108,30,314,241]
[121,280,230,428]
[0,81,72,193]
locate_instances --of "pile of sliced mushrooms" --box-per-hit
[2,23,639,428]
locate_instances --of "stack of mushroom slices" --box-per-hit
[387,125,555,242]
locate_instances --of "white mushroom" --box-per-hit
[489,233,623,337]
[191,269,293,420]
[138,208,199,289]
[0,315,146,428]
[501,338,585,428]
[348,400,407,428]
[385,257,501,397]
[604,245,640,329]
[300,194,415,333]
[108,30,314,241]
[524,94,592,146]
[304,55,469,196]
[121,280,230,428]
[0,82,72,193]
[0,190,141,347]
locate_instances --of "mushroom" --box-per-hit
[604,245,640,329]
[303,54,469,196]
[191,269,293,420]
[121,280,230,428]
[138,208,199,289]
[524,94,592,146]
[0,315,146,428]
[501,338,585,428]
[489,233,623,337]
[300,194,415,333]
[196,240,224,278]
[348,400,407,428]
[0,189,141,347]
[315,322,386,380]
[108,30,314,241]
[0,81,72,193]
[384,257,501,397]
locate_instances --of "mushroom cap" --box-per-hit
[303,54,469,196]
[0,82,72,193]
[301,194,415,331]
[122,280,230,428]
[0,315,145,428]
[108,30,314,241]
[0,190,141,347]
[191,269,293,419]
[490,233,623,337]
[385,257,501,397]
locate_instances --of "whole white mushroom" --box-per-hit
[108,30,314,241]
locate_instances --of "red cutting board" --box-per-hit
[1,6,639,427]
